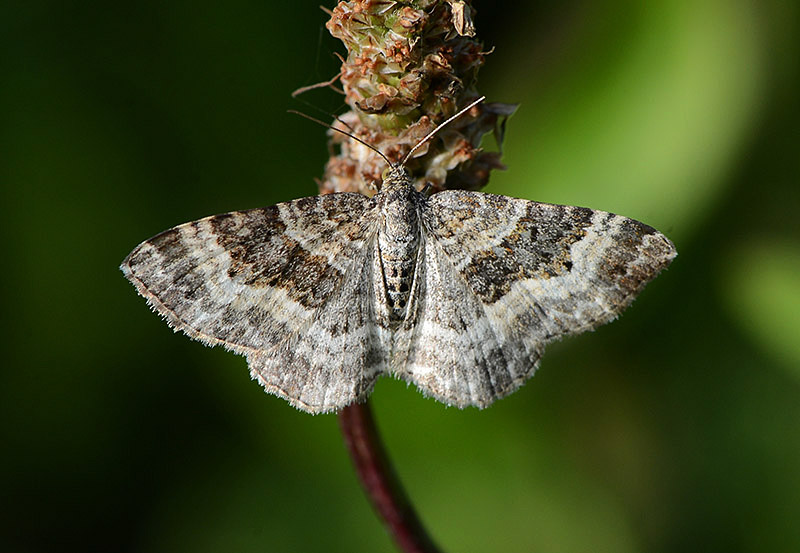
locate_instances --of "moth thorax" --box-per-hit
[378,186,420,322]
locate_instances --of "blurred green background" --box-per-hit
[2,1,799,552]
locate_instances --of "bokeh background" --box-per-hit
[3,2,799,552]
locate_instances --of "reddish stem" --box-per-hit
[338,401,443,553]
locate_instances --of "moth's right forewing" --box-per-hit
[121,193,375,356]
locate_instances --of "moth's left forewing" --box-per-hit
[423,191,675,336]
[414,190,676,407]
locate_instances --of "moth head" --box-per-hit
[380,164,411,190]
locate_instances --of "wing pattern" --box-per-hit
[123,184,675,413]
[409,190,676,407]
[122,193,386,413]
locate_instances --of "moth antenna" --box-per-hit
[401,96,486,166]
[288,110,392,166]
[289,95,355,134]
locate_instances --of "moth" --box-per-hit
[122,103,676,414]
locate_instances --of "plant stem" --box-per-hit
[338,401,443,553]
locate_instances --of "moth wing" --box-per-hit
[401,190,676,408]
[246,231,388,414]
[122,193,383,413]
